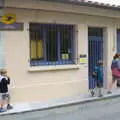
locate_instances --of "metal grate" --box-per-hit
[88,27,103,89]
[29,23,77,66]
[117,29,120,53]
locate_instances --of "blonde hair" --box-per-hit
[0,69,7,75]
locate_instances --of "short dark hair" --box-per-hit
[97,60,103,66]
[113,53,120,59]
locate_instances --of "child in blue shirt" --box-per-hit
[93,60,103,97]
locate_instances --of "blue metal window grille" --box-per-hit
[88,27,103,89]
[29,23,75,66]
[117,29,120,53]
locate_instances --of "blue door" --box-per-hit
[117,29,120,87]
[88,28,103,89]
[117,29,120,53]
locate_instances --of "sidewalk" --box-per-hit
[1,88,120,116]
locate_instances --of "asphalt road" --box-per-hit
[1,97,120,120]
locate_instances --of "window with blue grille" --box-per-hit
[117,29,120,53]
[29,23,75,66]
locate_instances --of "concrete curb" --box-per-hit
[0,92,120,116]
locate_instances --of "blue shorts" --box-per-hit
[97,81,103,88]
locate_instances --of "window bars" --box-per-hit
[29,23,77,66]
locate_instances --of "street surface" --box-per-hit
[1,97,120,120]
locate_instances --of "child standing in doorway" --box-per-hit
[92,60,104,97]
[0,69,13,112]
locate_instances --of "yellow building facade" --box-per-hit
[1,0,120,104]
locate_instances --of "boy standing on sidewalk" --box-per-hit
[0,69,13,112]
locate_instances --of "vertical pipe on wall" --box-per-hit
[0,0,5,69]
[0,32,5,69]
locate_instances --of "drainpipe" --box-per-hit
[0,0,5,69]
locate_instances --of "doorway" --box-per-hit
[88,27,104,89]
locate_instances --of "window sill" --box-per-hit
[28,64,80,72]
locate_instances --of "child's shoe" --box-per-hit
[98,94,103,97]
[91,90,95,97]
[107,91,112,94]
[0,108,5,112]
[7,104,13,110]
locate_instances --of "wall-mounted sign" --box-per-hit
[79,54,87,64]
[1,14,16,24]
[0,22,24,31]
[61,53,69,60]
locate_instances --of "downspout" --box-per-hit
[0,0,5,69]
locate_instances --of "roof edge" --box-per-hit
[39,0,120,11]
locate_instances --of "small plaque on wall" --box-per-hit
[79,54,88,64]
[0,22,24,31]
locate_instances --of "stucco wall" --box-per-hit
[3,3,120,103]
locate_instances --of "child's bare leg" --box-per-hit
[0,99,6,112]
[108,79,116,93]
[6,94,13,109]
[0,100,4,108]
[98,88,103,97]
[109,81,115,89]
[0,95,5,109]
[6,94,10,105]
